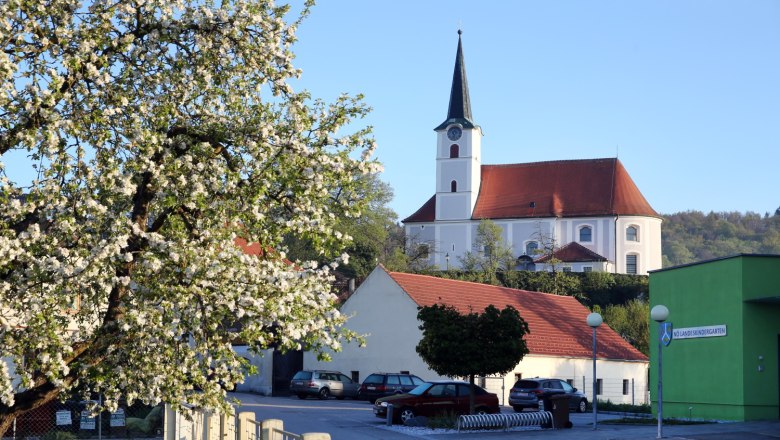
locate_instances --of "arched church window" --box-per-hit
[450,180,457,192]
[579,226,593,243]
[450,144,459,158]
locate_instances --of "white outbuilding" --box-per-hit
[305,265,649,406]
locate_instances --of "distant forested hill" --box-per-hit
[662,208,780,267]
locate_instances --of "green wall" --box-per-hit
[649,255,780,421]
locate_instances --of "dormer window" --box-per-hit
[449,144,459,158]
[579,226,593,243]
[450,180,457,192]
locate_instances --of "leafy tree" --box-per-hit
[458,219,515,284]
[600,299,650,355]
[0,0,378,431]
[662,210,780,266]
[416,304,530,413]
[285,173,400,280]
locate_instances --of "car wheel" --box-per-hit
[475,407,489,415]
[399,407,416,425]
[297,394,307,400]
[318,388,330,400]
[512,405,523,412]
[577,399,587,413]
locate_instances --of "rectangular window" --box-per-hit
[583,266,593,273]
[562,267,572,273]
[596,379,603,395]
[418,244,430,259]
[622,379,629,395]
[626,254,638,274]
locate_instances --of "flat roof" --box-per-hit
[649,253,780,274]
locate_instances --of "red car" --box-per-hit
[373,381,500,424]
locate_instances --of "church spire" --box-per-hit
[435,30,475,130]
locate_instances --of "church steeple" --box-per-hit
[435,30,475,130]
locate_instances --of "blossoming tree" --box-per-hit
[0,0,379,431]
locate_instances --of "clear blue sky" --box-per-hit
[289,0,780,219]
[5,1,779,219]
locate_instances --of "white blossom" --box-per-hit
[0,0,373,418]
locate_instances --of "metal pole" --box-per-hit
[657,324,663,438]
[592,327,597,430]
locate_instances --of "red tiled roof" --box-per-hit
[403,158,658,222]
[384,268,646,361]
[535,242,608,263]
[402,195,436,223]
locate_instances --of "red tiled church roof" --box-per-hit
[403,158,658,223]
[384,268,646,361]
[535,242,608,263]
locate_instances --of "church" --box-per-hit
[403,32,662,275]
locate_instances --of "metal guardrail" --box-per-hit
[457,411,552,432]
[244,415,302,440]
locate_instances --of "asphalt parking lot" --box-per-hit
[228,392,780,439]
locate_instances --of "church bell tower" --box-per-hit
[434,30,482,221]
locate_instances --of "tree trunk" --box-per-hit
[468,374,475,415]
[0,384,63,438]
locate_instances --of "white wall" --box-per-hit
[406,213,662,275]
[495,355,649,406]
[304,268,446,382]
[233,346,273,395]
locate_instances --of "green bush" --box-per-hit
[426,410,459,429]
[594,399,651,414]
[42,431,78,440]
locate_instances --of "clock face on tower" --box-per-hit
[447,126,462,141]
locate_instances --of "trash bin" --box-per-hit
[549,394,572,429]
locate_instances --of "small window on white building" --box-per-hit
[562,267,572,273]
[626,225,639,242]
[418,244,430,259]
[579,226,593,243]
[596,378,603,395]
[626,254,638,274]
[583,266,593,273]
[450,180,457,192]
[525,241,539,255]
[623,379,630,395]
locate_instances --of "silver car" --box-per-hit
[289,370,360,400]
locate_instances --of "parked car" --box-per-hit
[358,372,426,403]
[373,381,500,424]
[289,370,360,400]
[508,378,588,413]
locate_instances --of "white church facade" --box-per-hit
[403,32,662,275]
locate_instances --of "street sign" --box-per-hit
[660,322,673,346]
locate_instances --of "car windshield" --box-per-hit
[515,380,540,389]
[292,371,312,380]
[407,383,431,396]
[363,374,383,384]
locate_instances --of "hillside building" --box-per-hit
[403,31,662,275]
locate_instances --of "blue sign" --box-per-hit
[660,322,673,346]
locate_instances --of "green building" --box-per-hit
[649,254,780,421]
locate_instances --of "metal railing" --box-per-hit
[457,411,552,432]
[235,409,329,440]
[242,417,302,440]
